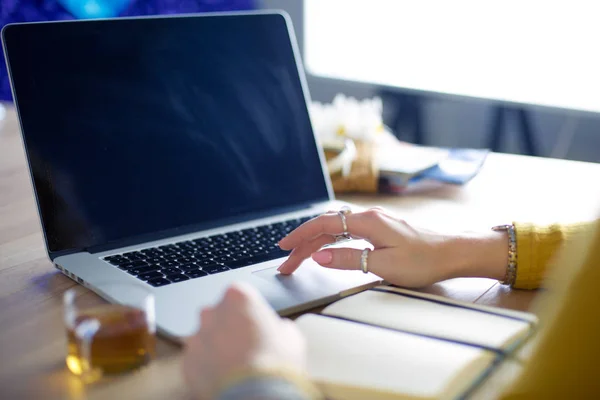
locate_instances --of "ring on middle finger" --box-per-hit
[336,206,352,240]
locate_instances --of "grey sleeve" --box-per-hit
[216,376,313,400]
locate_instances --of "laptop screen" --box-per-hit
[3,13,330,255]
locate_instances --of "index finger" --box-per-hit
[278,210,393,250]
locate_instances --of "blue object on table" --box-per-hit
[410,148,490,185]
[0,0,256,102]
[379,148,489,193]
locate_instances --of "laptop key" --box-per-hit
[234,250,250,258]
[248,248,267,256]
[117,262,137,270]
[226,251,289,269]
[224,257,256,269]
[227,245,245,253]
[147,277,171,287]
[123,251,145,261]
[192,238,211,246]
[110,258,136,266]
[158,260,179,268]
[105,255,127,265]
[203,265,230,274]
[185,270,208,279]
[191,252,212,260]
[141,248,160,254]
[177,249,196,257]
[139,271,164,281]
[158,249,178,256]
[215,256,236,263]
[117,260,148,269]
[130,260,149,266]
[159,267,181,275]
[267,249,291,258]
[179,263,204,272]
[166,274,189,283]
[130,265,161,275]
[189,258,209,266]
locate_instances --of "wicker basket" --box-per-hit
[325,139,379,193]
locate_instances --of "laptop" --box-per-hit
[1,11,381,339]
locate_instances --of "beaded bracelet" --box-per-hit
[492,224,517,286]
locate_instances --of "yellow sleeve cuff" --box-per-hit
[215,367,323,400]
[513,221,597,289]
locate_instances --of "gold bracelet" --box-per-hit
[492,224,517,286]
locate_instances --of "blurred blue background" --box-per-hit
[0,0,256,102]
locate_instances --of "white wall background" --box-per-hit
[260,0,600,162]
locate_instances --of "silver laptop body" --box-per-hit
[2,11,381,339]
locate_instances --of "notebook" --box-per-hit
[295,286,537,400]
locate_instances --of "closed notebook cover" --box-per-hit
[296,314,497,400]
[322,288,536,351]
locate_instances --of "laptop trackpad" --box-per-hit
[252,259,379,300]
[253,264,322,294]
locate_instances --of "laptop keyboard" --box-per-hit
[102,215,318,287]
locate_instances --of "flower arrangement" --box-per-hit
[309,94,488,195]
[310,94,386,179]
[310,94,385,146]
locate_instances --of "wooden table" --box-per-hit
[1,104,599,399]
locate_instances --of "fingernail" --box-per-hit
[312,250,333,265]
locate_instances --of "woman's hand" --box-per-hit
[182,283,307,400]
[278,208,508,288]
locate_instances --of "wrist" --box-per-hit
[214,367,321,400]
[442,230,508,281]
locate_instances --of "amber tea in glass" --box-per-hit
[63,284,156,381]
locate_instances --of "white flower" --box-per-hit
[310,94,384,145]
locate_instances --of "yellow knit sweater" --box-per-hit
[502,220,600,397]
[512,221,598,289]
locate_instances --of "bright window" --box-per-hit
[304,0,600,113]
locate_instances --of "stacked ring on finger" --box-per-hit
[335,205,352,241]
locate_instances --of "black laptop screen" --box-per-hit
[3,14,330,254]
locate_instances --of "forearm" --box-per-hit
[443,230,508,282]
[442,220,598,289]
